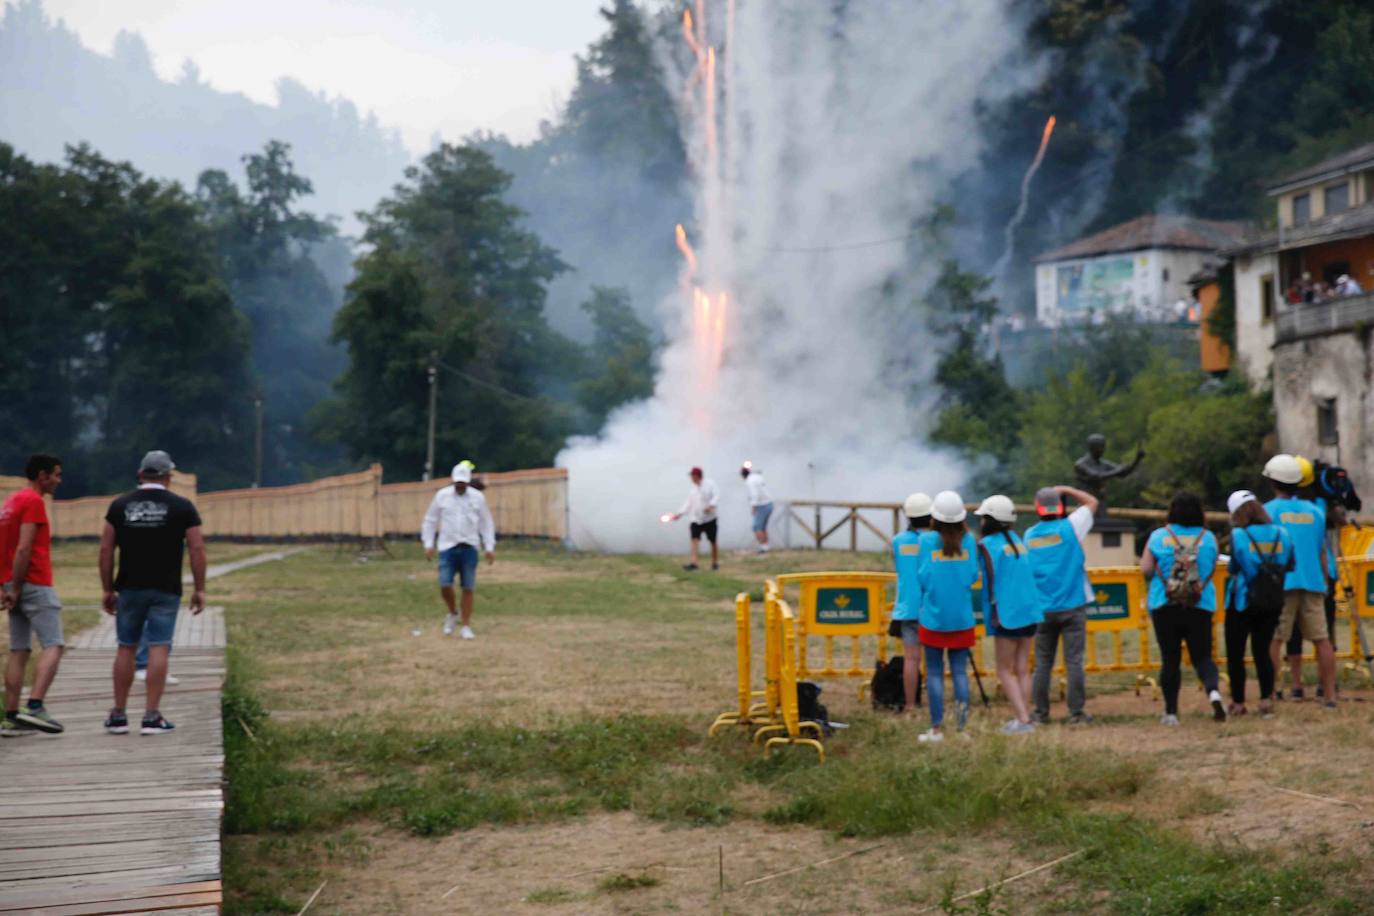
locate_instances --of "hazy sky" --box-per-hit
[39,0,609,150]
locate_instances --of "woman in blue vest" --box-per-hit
[1140,491,1224,726]
[974,495,1044,735]
[914,491,980,743]
[891,492,933,713]
[1223,490,1293,718]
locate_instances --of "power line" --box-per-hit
[434,359,544,405]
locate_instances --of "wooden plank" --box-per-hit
[1,890,222,915]
[0,881,220,912]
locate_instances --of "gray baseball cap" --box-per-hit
[1034,486,1064,517]
[139,450,176,475]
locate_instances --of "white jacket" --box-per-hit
[421,485,496,553]
[678,479,720,524]
[744,471,772,507]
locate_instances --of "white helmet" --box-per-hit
[1262,454,1303,485]
[903,492,933,518]
[974,494,1016,524]
[931,490,967,524]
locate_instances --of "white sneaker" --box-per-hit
[1208,689,1226,721]
[917,729,944,743]
[1160,713,1180,727]
[134,670,179,685]
[442,614,457,636]
[459,625,475,640]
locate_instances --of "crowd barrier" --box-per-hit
[0,465,569,541]
[714,546,1374,762]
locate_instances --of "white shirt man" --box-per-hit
[741,462,774,552]
[671,467,719,571]
[421,464,495,638]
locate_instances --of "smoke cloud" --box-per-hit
[559,0,1034,552]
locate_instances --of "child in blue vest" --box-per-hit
[1262,454,1337,708]
[974,495,1044,735]
[1141,491,1224,726]
[914,491,979,743]
[891,492,933,713]
[1024,484,1099,725]
[1223,490,1293,718]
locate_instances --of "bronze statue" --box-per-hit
[1074,434,1143,512]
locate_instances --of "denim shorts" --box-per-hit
[115,589,180,647]
[438,543,479,590]
[6,584,64,651]
[751,503,774,533]
[988,621,1039,639]
[898,621,921,646]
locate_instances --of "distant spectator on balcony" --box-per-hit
[1301,272,1316,304]
[1335,274,1363,297]
[1285,281,1303,305]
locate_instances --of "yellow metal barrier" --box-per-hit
[773,572,896,688]
[752,596,826,762]
[709,593,780,736]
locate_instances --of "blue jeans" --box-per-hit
[923,645,971,729]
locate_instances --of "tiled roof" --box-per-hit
[1035,215,1248,263]
[1267,141,1374,194]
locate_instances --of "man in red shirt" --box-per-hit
[1,454,66,736]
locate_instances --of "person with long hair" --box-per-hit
[891,492,933,714]
[1140,491,1224,726]
[914,491,980,743]
[1223,490,1292,718]
[974,495,1043,735]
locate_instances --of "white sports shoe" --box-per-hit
[1160,713,1181,727]
[1208,689,1227,721]
[459,625,475,640]
[442,614,457,636]
[917,729,944,743]
[134,670,180,685]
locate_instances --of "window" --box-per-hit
[1292,193,1311,226]
[1324,182,1350,215]
[1101,531,1122,548]
[1260,274,1275,323]
[1318,398,1339,446]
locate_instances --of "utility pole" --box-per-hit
[253,396,264,488]
[423,354,438,481]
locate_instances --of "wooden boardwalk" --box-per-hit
[0,608,226,915]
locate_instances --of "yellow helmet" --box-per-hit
[1295,456,1315,489]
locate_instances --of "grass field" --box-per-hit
[38,541,1374,914]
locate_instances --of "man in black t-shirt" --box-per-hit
[98,451,207,736]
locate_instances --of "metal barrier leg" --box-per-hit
[765,736,825,763]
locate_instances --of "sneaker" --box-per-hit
[683,563,699,571]
[134,668,146,682]
[1321,700,1338,711]
[1067,712,1094,726]
[16,706,63,734]
[140,714,175,736]
[0,717,34,738]
[1031,712,1051,726]
[1160,713,1181,727]
[104,710,129,735]
[1289,688,1305,702]
[711,563,720,571]
[999,719,1033,735]
[442,614,457,636]
[459,625,475,640]
[1209,689,1227,722]
[760,544,771,553]
[134,670,180,685]
[1227,703,1247,717]
[1259,701,1275,720]
[917,729,944,743]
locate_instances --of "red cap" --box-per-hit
[689,466,703,477]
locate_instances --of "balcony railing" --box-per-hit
[1275,292,1374,343]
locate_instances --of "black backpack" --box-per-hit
[1245,528,1288,618]
[797,682,833,735]
[870,656,909,710]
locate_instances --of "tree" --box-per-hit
[196,141,347,484]
[324,144,574,475]
[576,286,656,427]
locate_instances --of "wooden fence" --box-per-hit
[0,466,568,542]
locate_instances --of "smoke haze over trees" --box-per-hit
[1,0,1372,503]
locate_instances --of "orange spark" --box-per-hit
[705,47,717,155]
[675,223,698,276]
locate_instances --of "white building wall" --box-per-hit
[1232,251,1279,385]
[1035,248,1216,325]
[1272,333,1374,500]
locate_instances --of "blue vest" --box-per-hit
[891,530,925,621]
[1227,524,1292,612]
[916,530,979,631]
[1265,497,1327,593]
[979,531,1044,630]
[1024,516,1089,613]
[1145,525,1219,612]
